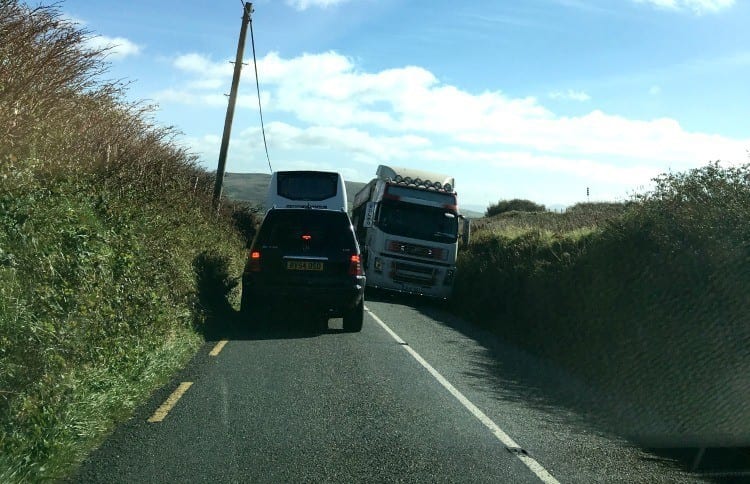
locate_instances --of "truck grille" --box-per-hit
[391,262,436,286]
[387,240,444,260]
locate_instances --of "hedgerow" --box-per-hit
[454,162,750,443]
[0,2,246,480]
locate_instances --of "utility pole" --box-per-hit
[213,2,253,210]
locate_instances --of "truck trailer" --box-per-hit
[351,165,468,299]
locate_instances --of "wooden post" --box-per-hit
[212,2,253,211]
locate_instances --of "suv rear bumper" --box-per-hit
[242,275,365,315]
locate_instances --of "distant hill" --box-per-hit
[222,173,271,207]
[222,172,367,211]
[223,172,483,218]
[458,207,485,219]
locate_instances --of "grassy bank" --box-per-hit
[1,3,246,481]
[454,164,750,445]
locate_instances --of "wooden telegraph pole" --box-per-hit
[213,2,253,210]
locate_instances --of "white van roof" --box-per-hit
[266,170,347,211]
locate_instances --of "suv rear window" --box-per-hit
[256,210,356,252]
[277,171,339,201]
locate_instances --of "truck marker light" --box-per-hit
[388,240,404,252]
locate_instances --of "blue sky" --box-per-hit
[65,0,749,210]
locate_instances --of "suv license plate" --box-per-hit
[287,261,324,271]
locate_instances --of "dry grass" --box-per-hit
[454,163,750,445]
[0,2,248,480]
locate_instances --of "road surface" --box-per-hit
[75,293,709,483]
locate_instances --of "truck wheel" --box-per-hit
[343,300,364,333]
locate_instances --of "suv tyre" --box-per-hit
[343,299,364,332]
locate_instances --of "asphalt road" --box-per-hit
[74,293,710,483]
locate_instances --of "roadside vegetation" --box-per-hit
[0,2,250,481]
[484,198,546,216]
[454,163,750,442]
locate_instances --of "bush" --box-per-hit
[225,201,259,247]
[455,162,750,444]
[485,199,546,217]
[0,2,245,481]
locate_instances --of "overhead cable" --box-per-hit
[248,6,273,173]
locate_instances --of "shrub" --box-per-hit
[454,162,750,444]
[224,201,259,247]
[485,199,546,217]
[0,2,245,481]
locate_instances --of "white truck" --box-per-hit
[351,165,469,299]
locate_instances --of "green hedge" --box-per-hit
[454,163,750,444]
[0,3,247,479]
[0,161,245,481]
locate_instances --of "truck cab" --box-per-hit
[351,165,467,299]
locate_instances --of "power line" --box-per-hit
[248,5,273,173]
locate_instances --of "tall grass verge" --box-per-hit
[1,2,246,480]
[454,163,750,445]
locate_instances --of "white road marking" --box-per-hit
[365,306,560,484]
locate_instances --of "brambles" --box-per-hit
[0,2,245,481]
[454,162,750,443]
[485,199,546,217]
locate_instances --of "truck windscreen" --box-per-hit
[377,200,458,243]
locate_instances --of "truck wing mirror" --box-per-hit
[461,216,471,246]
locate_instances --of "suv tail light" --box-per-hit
[248,250,261,272]
[348,254,363,276]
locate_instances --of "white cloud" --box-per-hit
[174,53,233,78]
[633,0,735,14]
[548,89,591,102]
[61,13,87,26]
[249,51,745,164]
[286,0,351,10]
[244,122,432,162]
[163,50,749,205]
[153,88,264,110]
[85,35,141,60]
[188,79,225,90]
[418,146,661,185]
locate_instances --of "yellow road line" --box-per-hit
[209,340,228,357]
[147,382,193,423]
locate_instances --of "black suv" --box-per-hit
[241,209,366,332]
